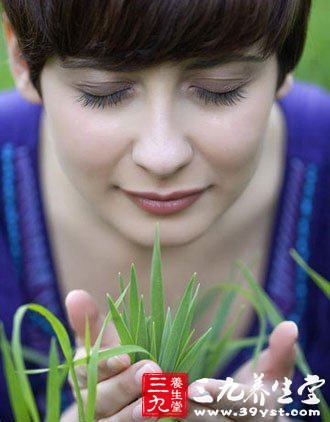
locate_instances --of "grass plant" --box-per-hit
[0,225,329,421]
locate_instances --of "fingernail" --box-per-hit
[107,356,128,373]
[196,377,210,384]
[188,384,214,403]
[135,363,160,386]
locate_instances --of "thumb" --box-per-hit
[257,320,298,382]
[65,289,120,348]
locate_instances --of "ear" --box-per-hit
[275,73,294,100]
[2,13,42,104]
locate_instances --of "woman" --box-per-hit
[0,0,329,420]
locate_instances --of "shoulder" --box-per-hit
[0,89,43,149]
[279,80,330,120]
[278,81,330,162]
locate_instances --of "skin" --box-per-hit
[4,15,296,422]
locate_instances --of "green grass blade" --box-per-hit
[85,312,101,422]
[175,328,212,373]
[174,329,195,368]
[150,321,157,361]
[135,295,150,362]
[206,305,246,377]
[74,345,154,366]
[209,289,238,343]
[0,322,31,421]
[85,316,91,366]
[23,345,154,375]
[85,349,98,421]
[118,272,129,327]
[236,262,330,421]
[85,300,129,422]
[193,287,221,324]
[160,273,197,371]
[12,304,85,422]
[224,336,268,352]
[129,264,139,341]
[45,338,61,422]
[177,283,200,355]
[290,249,330,299]
[107,294,135,362]
[150,223,165,358]
[21,347,49,367]
[211,282,267,367]
[159,307,173,364]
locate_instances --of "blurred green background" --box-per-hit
[0,0,329,91]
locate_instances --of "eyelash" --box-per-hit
[193,87,246,107]
[76,87,246,110]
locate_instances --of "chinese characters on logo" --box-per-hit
[212,373,325,407]
[141,372,188,418]
[141,371,325,418]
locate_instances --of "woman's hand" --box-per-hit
[187,321,298,421]
[61,290,161,421]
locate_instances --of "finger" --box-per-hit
[68,346,131,389]
[80,359,161,420]
[233,321,298,384]
[260,320,298,381]
[65,289,119,347]
[99,398,158,422]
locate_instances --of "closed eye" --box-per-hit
[75,86,246,110]
[192,87,246,106]
[75,87,133,109]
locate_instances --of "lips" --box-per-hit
[122,188,206,201]
[122,187,210,215]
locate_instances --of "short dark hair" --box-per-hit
[2,0,311,94]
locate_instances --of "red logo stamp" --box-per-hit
[141,372,188,418]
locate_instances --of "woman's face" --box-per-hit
[39,52,280,247]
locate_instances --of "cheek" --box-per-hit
[191,96,273,172]
[45,96,130,179]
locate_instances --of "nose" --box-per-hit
[131,101,194,178]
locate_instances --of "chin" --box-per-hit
[112,215,213,249]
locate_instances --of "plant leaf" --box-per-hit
[107,294,135,362]
[118,272,129,327]
[45,338,61,422]
[177,282,200,355]
[150,223,165,358]
[23,345,154,375]
[174,328,195,368]
[135,295,150,362]
[290,249,330,299]
[12,304,85,422]
[86,280,133,417]
[150,321,157,361]
[129,264,139,341]
[0,322,31,421]
[159,307,173,364]
[175,328,212,373]
[209,281,267,369]
[209,288,238,343]
[237,261,330,421]
[160,273,197,372]
[206,305,246,377]
[21,346,49,367]
[85,315,91,366]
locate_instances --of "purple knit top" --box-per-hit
[0,82,329,421]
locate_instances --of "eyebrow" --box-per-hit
[59,54,265,72]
